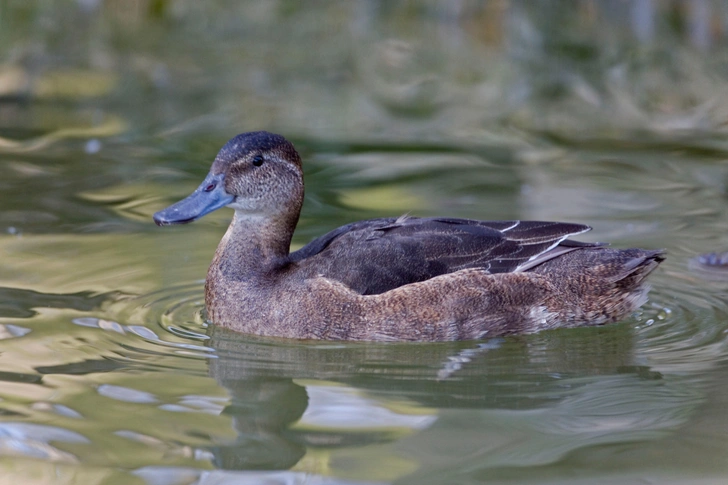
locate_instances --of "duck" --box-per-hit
[153,131,664,341]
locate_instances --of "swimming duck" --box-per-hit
[153,131,664,341]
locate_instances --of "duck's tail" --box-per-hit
[532,248,665,327]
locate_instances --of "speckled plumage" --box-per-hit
[154,131,665,341]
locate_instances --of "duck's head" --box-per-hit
[153,131,304,226]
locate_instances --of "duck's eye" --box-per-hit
[252,155,264,167]
[204,183,216,192]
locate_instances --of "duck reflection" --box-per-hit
[205,323,652,473]
[207,376,308,470]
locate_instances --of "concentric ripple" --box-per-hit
[71,282,212,360]
[632,277,728,377]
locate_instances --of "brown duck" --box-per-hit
[153,131,664,341]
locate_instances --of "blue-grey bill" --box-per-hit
[153,172,233,226]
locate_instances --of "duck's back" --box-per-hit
[289,217,599,295]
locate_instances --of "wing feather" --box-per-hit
[289,217,597,294]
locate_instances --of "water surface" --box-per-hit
[2,2,728,484]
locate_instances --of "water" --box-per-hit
[2,2,728,484]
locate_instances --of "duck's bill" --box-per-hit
[153,172,234,226]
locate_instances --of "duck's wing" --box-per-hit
[289,217,401,262]
[290,217,598,295]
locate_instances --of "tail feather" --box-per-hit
[530,247,665,326]
[608,249,665,285]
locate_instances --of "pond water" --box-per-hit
[2,2,728,484]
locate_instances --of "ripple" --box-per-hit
[158,294,210,341]
[0,423,89,463]
[69,283,213,365]
[105,283,207,334]
[632,282,728,375]
[97,384,159,404]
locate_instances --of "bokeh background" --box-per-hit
[2,1,728,484]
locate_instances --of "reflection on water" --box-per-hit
[2,1,728,484]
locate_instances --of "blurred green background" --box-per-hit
[5,1,728,144]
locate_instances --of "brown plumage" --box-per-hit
[153,131,664,341]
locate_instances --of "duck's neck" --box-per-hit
[211,210,297,279]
